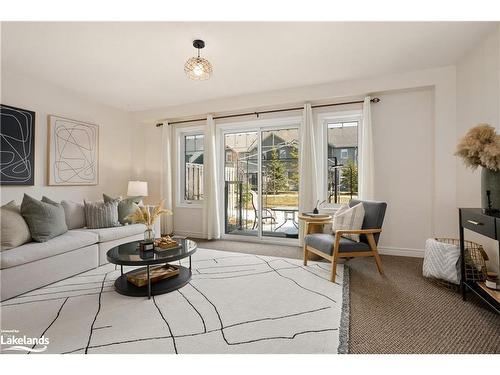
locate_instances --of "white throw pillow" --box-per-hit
[423,238,461,284]
[332,203,365,242]
[61,200,86,229]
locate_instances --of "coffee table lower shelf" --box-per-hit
[114,265,192,298]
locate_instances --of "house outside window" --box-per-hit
[326,120,359,205]
[184,134,204,202]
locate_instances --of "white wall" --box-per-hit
[0,69,134,205]
[131,66,457,257]
[372,88,435,253]
[6,28,499,263]
[456,26,500,271]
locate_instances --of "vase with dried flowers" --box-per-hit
[126,200,172,241]
[455,124,500,211]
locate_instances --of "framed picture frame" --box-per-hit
[48,115,99,186]
[0,104,36,185]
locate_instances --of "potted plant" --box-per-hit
[455,124,500,211]
[126,200,172,240]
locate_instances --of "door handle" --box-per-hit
[467,220,483,226]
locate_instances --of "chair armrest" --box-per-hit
[335,228,382,236]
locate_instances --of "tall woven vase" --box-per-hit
[481,168,500,210]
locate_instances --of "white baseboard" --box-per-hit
[173,230,206,239]
[378,246,424,258]
[171,232,425,258]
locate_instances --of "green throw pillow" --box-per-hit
[1,201,32,250]
[103,194,141,224]
[20,194,68,242]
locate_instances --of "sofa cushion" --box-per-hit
[77,223,146,242]
[305,233,370,255]
[20,194,68,242]
[103,194,141,225]
[84,199,120,229]
[1,201,32,251]
[0,230,98,269]
[61,200,86,229]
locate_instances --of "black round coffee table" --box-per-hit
[106,238,197,299]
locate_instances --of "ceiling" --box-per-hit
[1,22,496,111]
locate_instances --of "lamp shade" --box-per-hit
[127,181,148,197]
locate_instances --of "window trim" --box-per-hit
[176,126,205,208]
[317,110,363,210]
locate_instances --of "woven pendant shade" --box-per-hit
[184,56,213,80]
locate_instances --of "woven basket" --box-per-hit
[433,238,488,290]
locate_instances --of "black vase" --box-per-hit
[481,168,500,210]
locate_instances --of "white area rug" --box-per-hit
[1,249,349,354]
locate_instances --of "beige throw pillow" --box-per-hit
[61,200,86,229]
[332,203,365,242]
[1,201,32,250]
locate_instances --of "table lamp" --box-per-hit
[127,180,148,198]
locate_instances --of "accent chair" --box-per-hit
[303,199,387,282]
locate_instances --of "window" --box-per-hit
[326,120,359,205]
[183,134,204,202]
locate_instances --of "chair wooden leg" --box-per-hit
[367,233,384,275]
[303,245,308,266]
[373,250,384,274]
[330,256,337,282]
[330,235,341,282]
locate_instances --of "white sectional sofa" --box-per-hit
[0,222,159,301]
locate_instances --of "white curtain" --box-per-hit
[202,115,221,239]
[299,103,319,242]
[359,96,375,200]
[161,121,174,235]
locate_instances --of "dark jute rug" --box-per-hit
[348,255,500,354]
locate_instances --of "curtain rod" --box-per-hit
[155,97,380,127]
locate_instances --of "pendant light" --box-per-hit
[184,39,213,80]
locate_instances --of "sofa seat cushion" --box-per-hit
[305,233,370,255]
[77,223,146,242]
[0,230,99,269]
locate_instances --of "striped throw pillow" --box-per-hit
[84,200,121,229]
[332,203,365,242]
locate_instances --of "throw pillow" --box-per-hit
[61,200,86,229]
[103,194,141,224]
[20,194,68,242]
[84,199,121,229]
[423,238,461,284]
[332,203,365,242]
[1,201,32,250]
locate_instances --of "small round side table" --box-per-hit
[298,214,333,260]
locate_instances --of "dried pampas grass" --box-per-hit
[455,124,500,171]
[125,200,172,226]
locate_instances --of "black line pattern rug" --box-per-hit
[1,249,349,354]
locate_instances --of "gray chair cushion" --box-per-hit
[0,230,98,269]
[349,199,387,244]
[305,233,370,255]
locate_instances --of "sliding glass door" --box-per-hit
[261,128,299,239]
[224,131,258,237]
[223,125,299,241]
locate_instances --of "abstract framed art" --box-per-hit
[0,104,36,185]
[48,115,99,185]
